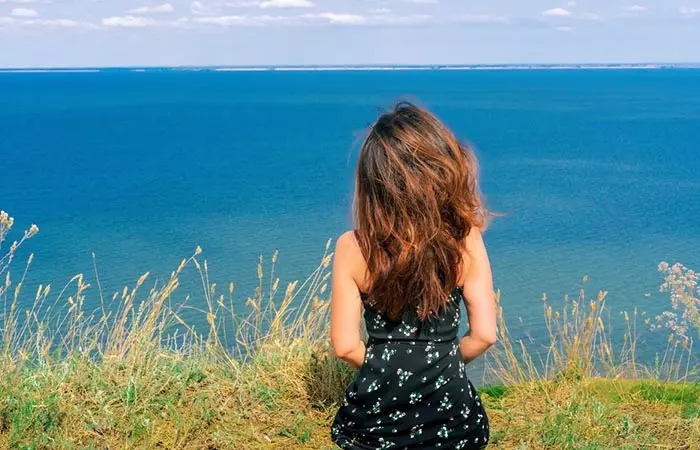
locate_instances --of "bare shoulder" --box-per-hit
[334,231,369,288]
[459,226,488,285]
[334,231,364,265]
[336,230,359,251]
[465,226,486,251]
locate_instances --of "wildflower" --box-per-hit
[654,262,699,339]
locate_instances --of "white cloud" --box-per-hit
[221,1,261,6]
[456,14,510,24]
[11,7,38,17]
[306,12,366,24]
[25,18,84,27]
[583,12,602,20]
[370,8,391,14]
[373,14,431,25]
[259,0,313,8]
[102,16,157,27]
[542,8,571,17]
[404,0,438,3]
[680,7,700,16]
[305,12,431,26]
[624,5,647,12]
[128,4,174,14]
[567,1,576,6]
[187,10,434,28]
[193,14,303,25]
[190,11,433,27]
[191,1,210,15]
[194,14,246,25]
[556,25,573,31]
[0,0,37,3]
[0,16,93,28]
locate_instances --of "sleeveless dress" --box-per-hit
[331,287,490,450]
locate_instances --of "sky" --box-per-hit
[0,0,699,67]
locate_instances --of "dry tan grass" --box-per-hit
[0,215,697,449]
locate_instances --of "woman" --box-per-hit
[330,102,497,449]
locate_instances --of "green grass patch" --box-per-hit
[479,384,510,400]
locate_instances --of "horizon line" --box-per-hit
[2,62,700,72]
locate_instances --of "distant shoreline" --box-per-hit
[2,63,700,73]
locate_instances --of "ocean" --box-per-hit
[1,69,699,367]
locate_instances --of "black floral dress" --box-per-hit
[331,287,490,449]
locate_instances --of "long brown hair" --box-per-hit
[354,102,488,321]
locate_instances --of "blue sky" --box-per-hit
[1,0,699,67]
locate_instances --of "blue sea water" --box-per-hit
[1,69,699,368]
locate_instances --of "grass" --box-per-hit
[0,350,696,450]
[483,378,699,449]
[0,214,698,449]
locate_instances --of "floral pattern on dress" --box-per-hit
[331,287,490,449]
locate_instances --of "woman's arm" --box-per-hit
[460,227,498,364]
[330,232,366,369]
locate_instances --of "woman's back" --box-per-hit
[362,287,462,344]
[330,103,496,450]
[333,252,489,449]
